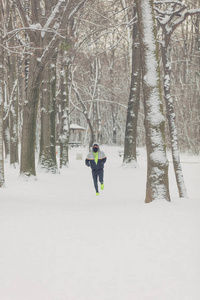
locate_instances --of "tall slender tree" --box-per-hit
[59,46,70,168]
[7,3,19,166]
[39,54,57,173]
[123,8,141,165]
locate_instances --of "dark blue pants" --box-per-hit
[92,169,104,193]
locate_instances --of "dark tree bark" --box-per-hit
[39,56,57,173]
[59,50,70,168]
[20,55,44,176]
[0,0,5,186]
[3,100,10,158]
[123,10,141,165]
[7,7,19,166]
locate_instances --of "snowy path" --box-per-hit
[0,146,200,300]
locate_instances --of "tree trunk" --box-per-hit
[90,57,102,142]
[59,53,70,168]
[3,102,10,158]
[161,45,188,198]
[0,81,4,187]
[8,58,19,166]
[7,4,19,166]
[20,56,43,176]
[0,2,5,187]
[109,48,117,145]
[136,0,170,203]
[123,10,141,165]
[195,10,200,152]
[39,57,57,173]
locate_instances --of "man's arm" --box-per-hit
[85,158,90,167]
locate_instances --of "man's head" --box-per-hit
[92,143,99,153]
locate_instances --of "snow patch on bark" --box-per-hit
[142,1,158,87]
[146,90,165,126]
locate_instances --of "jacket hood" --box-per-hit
[92,142,100,152]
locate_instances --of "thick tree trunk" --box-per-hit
[123,12,141,165]
[0,86,4,187]
[20,57,43,176]
[136,0,170,203]
[0,4,5,187]
[195,11,200,152]
[39,58,57,173]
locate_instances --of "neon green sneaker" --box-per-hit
[101,183,104,190]
[96,192,99,196]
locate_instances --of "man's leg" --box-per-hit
[99,169,104,190]
[92,170,99,193]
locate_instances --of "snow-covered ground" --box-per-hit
[0,146,200,300]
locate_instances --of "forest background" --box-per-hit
[0,0,200,202]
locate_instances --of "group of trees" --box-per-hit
[0,0,199,202]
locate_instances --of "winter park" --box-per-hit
[0,1,200,300]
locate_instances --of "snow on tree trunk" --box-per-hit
[136,0,170,203]
[7,6,19,166]
[59,49,70,168]
[161,46,188,198]
[90,57,102,143]
[109,48,117,145]
[8,69,19,167]
[3,116,10,158]
[39,58,57,173]
[123,11,141,166]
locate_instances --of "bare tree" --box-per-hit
[154,0,200,197]
[10,0,88,177]
[169,0,200,155]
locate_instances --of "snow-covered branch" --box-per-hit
[154,0,184,4]
[41,0,66,38]
[4,26,66,42]
[170,8,200,34]
[15,0,35,41]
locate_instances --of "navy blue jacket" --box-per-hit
[85,145,106,171]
